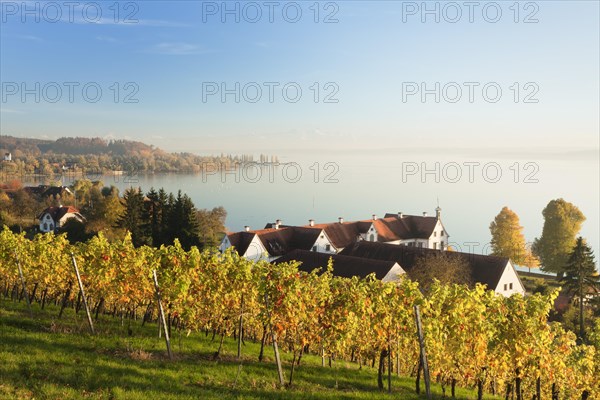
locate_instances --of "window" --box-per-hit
[433,242,437,249]
[441,241,444,249]
[369,234,375,241]
[441,230,444,236]
[43,223,48,231]
[504,284,508,291]
[320,235,324,239]
[433,231,437,237]
[418,242,423,248]
[49,223,54,231]
[325,244,331,252]
[312,246,317,252]
[509,283,513,290]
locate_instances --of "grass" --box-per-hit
[1,298,496,400]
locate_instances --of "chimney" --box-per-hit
[435,206,441,220]
[244,226,250,232]
[423,212,428,217]
[398,212,403,219]
[275,219,282,229]
[308,219,315,227]
[372,214,377,220]
[338,217,344,224]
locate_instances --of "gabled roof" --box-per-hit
[382,214,441,239]
[226,231,257,257]
[42,186,72,198]
[310,222,363,249]
[39,206,82,222]
[227,226,324,257]
[340,241,508,290]
[274,249,402,280]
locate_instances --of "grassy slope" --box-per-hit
[0,299,496,400]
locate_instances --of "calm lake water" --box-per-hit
[32,149,600,261]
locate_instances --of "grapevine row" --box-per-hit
[0,228,597,399]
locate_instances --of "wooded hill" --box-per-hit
[0,136,277,175]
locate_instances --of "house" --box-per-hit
[275,249,406,282]
[21,185,73,200]
[41,186,73,199]
[38,205,85,233]
[220,208,450,260]
[340,241,525,296]
[219,222,335,262]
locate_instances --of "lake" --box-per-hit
[30,149,600,260]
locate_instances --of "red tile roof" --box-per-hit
[38,206,82,223]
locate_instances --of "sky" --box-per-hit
[1,0,599,154]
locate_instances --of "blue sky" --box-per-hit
[1,0,599,154]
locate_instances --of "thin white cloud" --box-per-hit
[148,42,210,56]
[16,34,43,42]
[95,35,118,43]
[0,108,25,114]
[0,1,188,27]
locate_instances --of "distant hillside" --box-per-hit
[0,136,277,176]
[2,136,167,157]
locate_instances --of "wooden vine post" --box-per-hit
[387,343,392,393]
[414,305,431,400]
[152,269,173,360]
[237,294,244,360]
[15,252,33,317]
[264,292,285,387]
[71,253,95,334]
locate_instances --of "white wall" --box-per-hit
[361,224,378,242]
[428,220,448,250]
[243,235,270,262]
[311,230,337,253]
[39,213,55,233]
[218,235,231,253]
[382,263,406,282]
[58,213,83,228]
[400,239,429,248]
[494,261,526,296]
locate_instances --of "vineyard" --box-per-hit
[0,228,598,400]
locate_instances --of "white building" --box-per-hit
[38,206,85,233]
[219,209,450,260]
[220,208,525,294]
[340,241,526,296]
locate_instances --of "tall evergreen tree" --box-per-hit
[167,191,200,250]
[116,187,151,247]
[561,237,599,342]
[146,187,169,247]
[533,199,585,275]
